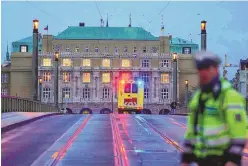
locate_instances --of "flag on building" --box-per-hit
[44,25,48,30]
[161,25,164,32]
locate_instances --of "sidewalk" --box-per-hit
[1,112,60,132]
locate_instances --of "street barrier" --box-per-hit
[1,96,59,113]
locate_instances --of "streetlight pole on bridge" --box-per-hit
[39,77,43,102]
[54,52,59,109]
[32,19,39,100]
[172,53,178,113]
[185,80,189,106]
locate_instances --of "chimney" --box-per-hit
[79,22,85,27]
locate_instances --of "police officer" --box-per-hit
[180,51,247,166]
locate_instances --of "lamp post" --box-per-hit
[32,19,39,100]
[54,51,59,108]
[39,77,43,102]
[172,53,178,109]
[185,80,189,106]
[201,20,207,51]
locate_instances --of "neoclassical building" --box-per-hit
[2,23,199,113]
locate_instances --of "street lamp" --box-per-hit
[173,52,177,62]
[201,20,207,51]
[185,80,189,106]
[54,51,59,109]
[55,51,59,61]
[33,19,39,33]
[39,77,43,102]
[32,19,39,101]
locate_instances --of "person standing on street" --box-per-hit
[180,51,247,166]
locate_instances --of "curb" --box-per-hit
[1,113,62,134]
[170,114,189,116]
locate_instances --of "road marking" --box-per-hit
[30,116,87,166]
[137,116,183,152]
[110,114,129,166]
[50,115,92,166]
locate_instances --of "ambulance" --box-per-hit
[117,80,144,114]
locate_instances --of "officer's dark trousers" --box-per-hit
[196,156,227,166]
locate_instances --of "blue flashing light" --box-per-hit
[137,80,142,85]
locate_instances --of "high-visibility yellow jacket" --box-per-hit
[181,78,247,165]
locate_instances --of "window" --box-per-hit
[20,45,28,52]
[103,88,110,98]
[85,46,89,52]
[161,73,169,83]
[43,72,51,82]
[63,72,71,82]
[114,47,118,53]
[124,83,131,93]
[102,59,111,67]
[62,59,72,66]
[104,47,108,52]
[161,60,169,68]
[1,73,8,83]
[122,72,131,80]
[95,46,99,52]
[144,88,149,99]
[82,88,90,99]
[161,88,169,99]
[143,47,147,53]
[182,47,191,54]
[62,87,71,98]
[140,72,149,83]
[1,88,7,96]
[124,46,128,52]
[133,47,137,53]
[43,88,51,99]
[122,59,130,67]
[141,59,149,68]
[152,46,157,53]
[43,58,51,66]
[75,47,79,52]
[82,59,91,67]
[82,73,91,83]
[102,73,110,83]
[66,47,70,52]
[132,83,138,93]
[55,45,60,52]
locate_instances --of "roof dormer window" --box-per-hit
[20,45,28,52]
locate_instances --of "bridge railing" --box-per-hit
[174,106,189,115]
[1,96,59,113]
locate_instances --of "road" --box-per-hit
[2,114,248,166]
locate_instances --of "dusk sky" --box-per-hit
[1,1,248,79]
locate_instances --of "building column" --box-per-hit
[73,72,80,103]
[151,71,159,103]
[93,71,100,102]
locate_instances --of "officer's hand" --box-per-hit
[225,161,238,166]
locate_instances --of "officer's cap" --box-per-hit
[193,51,221,70]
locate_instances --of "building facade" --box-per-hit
[2,24,199,113]
[1,44,11,96]
[238,59,248,98]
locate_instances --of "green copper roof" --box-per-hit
[54,26,158,40]
[13,36,43,45]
